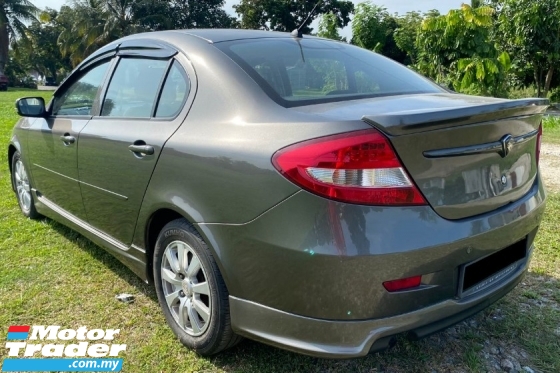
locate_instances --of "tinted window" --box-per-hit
[217,39,442,107]
[102,58,168,117]
[52,62,109,116]
[155,61,190,118]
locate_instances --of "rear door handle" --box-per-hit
[128,144,155,156]
[60,135,76,145]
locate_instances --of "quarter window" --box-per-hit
[155,61,190,118]
[52,62,110,116]
[101,58,168,118]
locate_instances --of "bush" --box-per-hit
[548,87,560,103]
[508,85,538,99]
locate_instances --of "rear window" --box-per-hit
[216,38,442,107]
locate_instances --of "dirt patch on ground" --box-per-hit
[540,143,560,192]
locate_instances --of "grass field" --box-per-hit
[543,115,560,144]
[0,89,559,372]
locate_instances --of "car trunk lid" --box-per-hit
[292,93,548,219]
[362,96,548,220]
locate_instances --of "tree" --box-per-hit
[0,0,39,74]
[351,3,389,52]
[57,1,107,67]
[317,12,342,41]
[58,0,144,67]
[16,8,71,81]
[234,0,353,34]
[497,0,560,97]
[393,11,422,65]
[166,0,237,29]
[351,2,406,63]
[131,0,174,30]
[416,4,509,96]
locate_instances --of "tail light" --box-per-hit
[272,129,427,206]
[536,123,542,166]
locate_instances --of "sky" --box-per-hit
[31,0,464,38]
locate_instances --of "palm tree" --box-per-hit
[58,0,107,67]
[58,0,142,67]
[0,0,39,74]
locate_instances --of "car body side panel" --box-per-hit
[26,116,90,220]
[195,176,545,321]
[132,33,371,233]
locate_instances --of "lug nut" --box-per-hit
[179,291,185,297]
[179,274,185,279]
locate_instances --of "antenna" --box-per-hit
[291,0,323,38]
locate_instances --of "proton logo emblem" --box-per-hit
[501,175,507,185]
[500,135,514,158]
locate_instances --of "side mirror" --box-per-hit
[15,97,47,117]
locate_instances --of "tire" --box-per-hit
[153,218,242,355]
[11,151,41,219]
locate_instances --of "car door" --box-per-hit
[27,60,112,221]
[78,55,191,245]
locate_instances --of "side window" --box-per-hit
[155,61,190,118]
[52,62,110,116]
[101,58,168,118]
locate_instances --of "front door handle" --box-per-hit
[60,135,76,145]
[128,144,155,156]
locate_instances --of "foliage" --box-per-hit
[351,2,406,63]
[0,0,39,74]
[15,8,71,81]
[4,50,29,86]
[393,11,422,65]
[141,0,238,30]
[549,87,560,103]
[351,2,387,51]
[497,0,560,97]
[234,0,353,34]
[416,4,510,97]
[507,85,538,99]
[317,12,342,41]
[57,1,112,67]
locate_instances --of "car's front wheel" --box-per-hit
[153,218,241,355]
[11,151,40,219]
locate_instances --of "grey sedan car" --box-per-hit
[9,30,547,358]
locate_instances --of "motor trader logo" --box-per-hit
[2,325,125,372]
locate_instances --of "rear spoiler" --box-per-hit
[362,98,549,136]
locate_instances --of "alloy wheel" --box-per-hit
[160,240,212,336]
[14,159,32,212]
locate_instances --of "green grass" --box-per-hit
[543,115,560,144]
[0,89,559,372]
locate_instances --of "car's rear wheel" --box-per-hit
[11,151,40,219]
[153,218,242,355]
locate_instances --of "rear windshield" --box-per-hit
[216,38,442,107]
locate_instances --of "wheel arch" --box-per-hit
[8,142,20,191]
[142,207,231,291]
[144,208,183,284]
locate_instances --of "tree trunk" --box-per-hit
[0,24,9,75]
[544,65,554,97]
[539,67,544,97]
[534,66,541,98]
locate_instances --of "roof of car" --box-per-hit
[174,29,315,43]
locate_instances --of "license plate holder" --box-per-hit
[458,237,527,298]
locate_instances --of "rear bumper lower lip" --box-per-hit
[230,252,530,359]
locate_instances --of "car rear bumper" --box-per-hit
[196,175,545,357]
[229,253,528,358]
